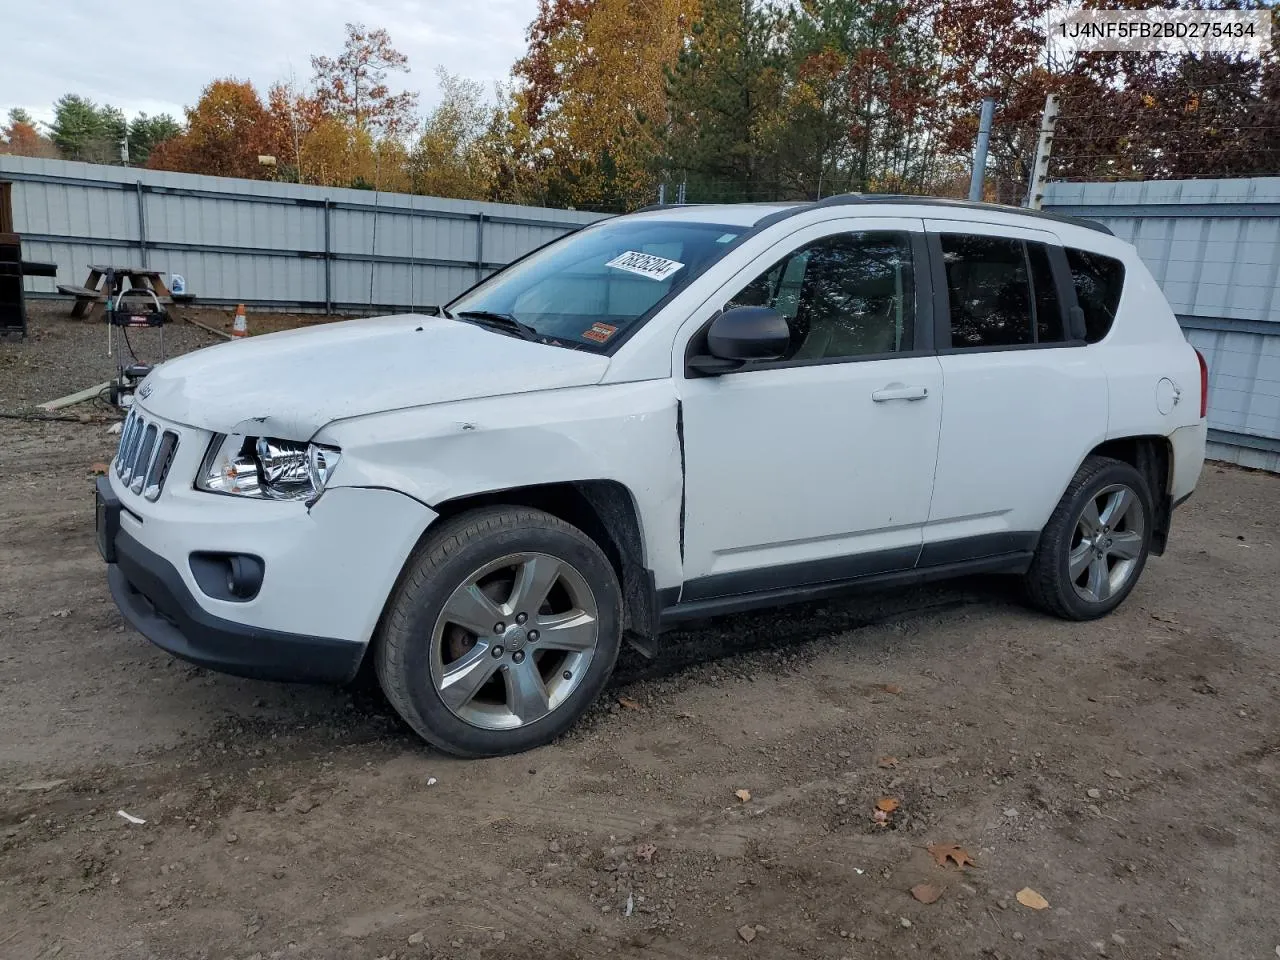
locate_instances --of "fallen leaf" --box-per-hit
[877,756,899,769]
[926,843,976,869]
[1016,887,1049,910]
[735,789,751,803]
[89,462,110,476]
[876,797,900,813]
[911,883,943,904]
[636,842,657,863]
[881,683,903,695]
[617,696,643,711]
[737,924,756,943]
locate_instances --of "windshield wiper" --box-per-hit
[452,309,541,342]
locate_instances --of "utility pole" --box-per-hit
[1024,94,1060,209]
[968,98,995,202]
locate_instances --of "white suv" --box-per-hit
[97,196,1208,756]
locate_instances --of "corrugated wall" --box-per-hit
[1045,178,1280,472]
[0,156,607,313]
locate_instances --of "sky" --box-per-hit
[0,0,537,127]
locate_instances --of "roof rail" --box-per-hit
[784,193,1113,236]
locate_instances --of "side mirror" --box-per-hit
[687,306,790,376]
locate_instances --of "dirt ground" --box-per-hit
[2,310,1279,960]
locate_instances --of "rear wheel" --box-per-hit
[376,507,622,756]
[1025,456,1153,620]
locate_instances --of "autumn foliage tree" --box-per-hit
[148,80,277,180]
[311,23,419,138]
[1,109,57,158]
[409,70,494,199]
[511,0,699,209]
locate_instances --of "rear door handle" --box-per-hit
[871,383,929,402]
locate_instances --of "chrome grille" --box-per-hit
[114,410,180,501]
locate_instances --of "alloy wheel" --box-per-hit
[429,552,599,731]
[1068,483,1146,604]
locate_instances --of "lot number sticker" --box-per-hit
[581,322,618,343]
[606,251,685,282]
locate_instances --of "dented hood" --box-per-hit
[137,313,611,438]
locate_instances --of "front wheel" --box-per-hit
[1024,456,1153,621]
[376,507,622,756]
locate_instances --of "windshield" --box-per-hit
[448,219,744,350]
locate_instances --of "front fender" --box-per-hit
[316,382,685,590]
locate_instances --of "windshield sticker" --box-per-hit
[717,233,737,243]
[605,251,685,282]
[582,322,619,344]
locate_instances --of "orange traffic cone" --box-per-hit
[231,304,248,338]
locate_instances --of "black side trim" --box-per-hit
[1173,491,1194,510]
[656,585,682,609]
[917,531,1040,567]
[681,544,920,603]
[660,552,1033,625]
[108,529,364,684]
[1046,243,1086,340]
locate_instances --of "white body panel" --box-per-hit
[928,346,1110,538]
[141,313,608,437]
[316,381,686,591]
[680,355,943,580]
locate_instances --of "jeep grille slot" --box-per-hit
[113,411,180,501]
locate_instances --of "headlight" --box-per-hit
[197,434,341,501]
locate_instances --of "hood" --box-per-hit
[138,314,611,437]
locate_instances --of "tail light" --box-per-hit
[1195,349,1208,419]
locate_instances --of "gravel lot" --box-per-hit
[1,308,1278,960]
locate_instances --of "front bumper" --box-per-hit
[97,413,437,683]
[106,517,365,683]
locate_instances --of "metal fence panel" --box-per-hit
[1046,178,1280,471]
[0,155,605,311]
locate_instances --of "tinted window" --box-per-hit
[450,219,743,350]
[726,231,916,361]
[941,234,1069,348]
[1066,248,1125,343]
[1027,241,1065,343]
[941,234,1032,348]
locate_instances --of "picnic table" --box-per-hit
[58,264,173,320]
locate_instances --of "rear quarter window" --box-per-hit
[1066,248,1125,343]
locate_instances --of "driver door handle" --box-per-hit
[871,383,929,402]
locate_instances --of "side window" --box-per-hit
[1066,247,1125,343]
[725,231,916,362]
[940,234,1031,348]
[940,234,1067,349]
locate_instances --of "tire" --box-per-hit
[1024,455,1154,621]
[375,506,622,757]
